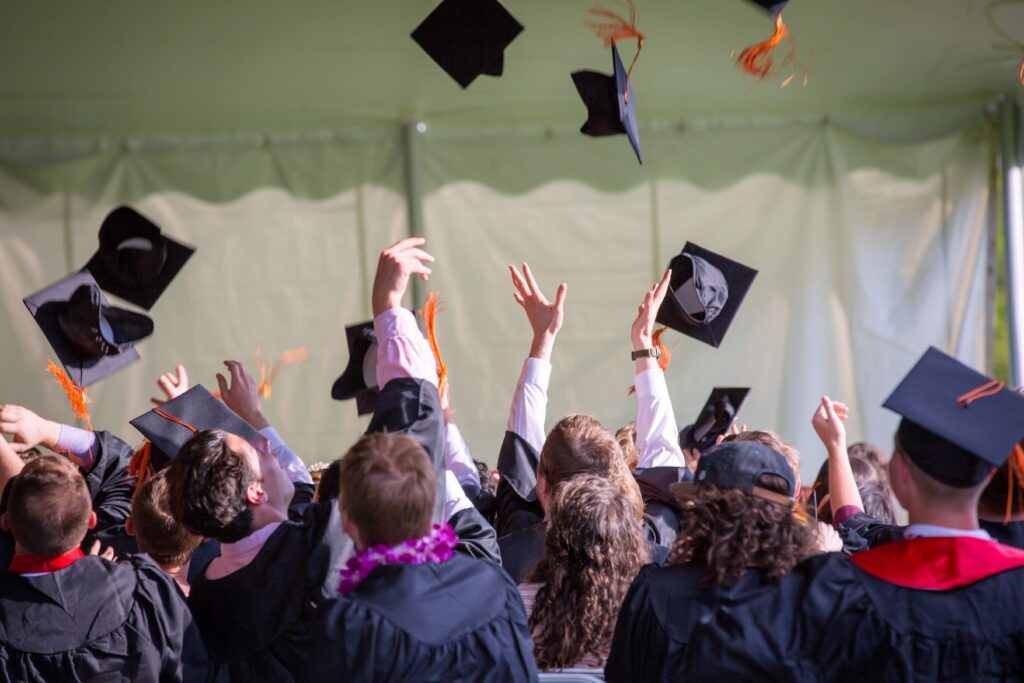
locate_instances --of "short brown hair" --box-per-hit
[338,433,435,547]
[725,430,801,485]
[132,470,202,568]
[615,422,639,472]
[8,455,91,556]
[541,415,644,519]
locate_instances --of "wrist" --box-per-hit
[529,334,556,361]
[631,335,652,351]
[42,420,63,450]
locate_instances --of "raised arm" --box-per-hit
[631,269,684,469]
[810,396,863,522]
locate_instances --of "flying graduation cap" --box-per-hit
[23,270,153,387]
[655,242,758,348]
[572,1,645,164]
[679,387,750,452]
[331,321,381,416]
[736,0,805,85]
[84,206,195,311]
[411,0,524,89]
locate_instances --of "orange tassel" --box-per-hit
[627,326,671,395]
[585,0,645,101]
[421,292,449,405]
[737,13,788,79]
[46,359,92,432]
[1005,445,1024,523]
[129,440,153,499]
[255,346,309,400]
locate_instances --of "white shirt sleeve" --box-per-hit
[506,357,551,455]
[634,369,684,469]
[444,469,474,520]
[445,422,481,490]
[259,426,313,485]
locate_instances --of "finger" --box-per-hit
[715,434,726,446]
[403,248,436,264]
[652,269,673,308]
[176,365,189,386]
[88,540,101,556]
[149,398,165,407]
[226,360,247,387]
[522,263,543,300]
[509,265,531,298]
[157,374,174,393]
[384,237,427,254]
[553,283,567,310]
[216,373,229,397]
[513,292,526,308]
[7,442,30,454]
[823,396,840,421]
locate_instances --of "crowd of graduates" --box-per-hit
[3,234,1024,682]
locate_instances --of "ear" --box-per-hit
[87,511,97,530]
[537,474,550,513]
[125,516,135,537]
[342,508,363,549]
[0,513,9,533]
[245,480,268,506]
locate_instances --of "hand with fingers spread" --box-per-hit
[0,405,61,454]
[88,539,116,562]
[714,422,749,447]
[217,361,270,430]
[631,269,672,372]
[150,365,190,406]
[508,263,567,361]
[811,396,849,455]
[372,237,435,317]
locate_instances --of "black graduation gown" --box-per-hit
[981,519,1024,549]
[607,539,1024,682]
[0,554,200,682]
[839,512,1024,553]
[80,430,136,535]
[309,553,539,682]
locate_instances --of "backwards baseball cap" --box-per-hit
[679,387,750,452]
[884,347,1024,488]
[671,440,795,508]
[330,321,380,416]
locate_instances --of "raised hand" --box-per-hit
[216,360,270,430]
[150,365,190,406]
[509,262,567,361]
[631,269,672,350]
[0,405,61,453]
[372,237,435,317]
[811,396,849,454]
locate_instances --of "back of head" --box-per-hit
[724,430,802,486]
[165,429,256,543]
[338,432,435,547]
[317,459,342,503]
[528,474,649,669]
[615,422,639,472]
[672,468,814,587]
[132,470,202,568]
[8,455,91,556]
[893,419,993,512]
[541,414,643,518]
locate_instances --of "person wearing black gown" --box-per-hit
[0,447,197,682]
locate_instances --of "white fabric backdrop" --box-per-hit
[0,118,992,483]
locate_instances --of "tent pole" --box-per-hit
[401,120,425,309]
[1000,98,1024,387]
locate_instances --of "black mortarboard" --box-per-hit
[884,347,1024,488]
[130,385,264,463]
[331,321,380,416]
[746,0,789,15]
[678,387,750,452]
[656,242,757,348]
[411,0,524,89]
[671,440,795,507]
[23,270,152,387]
[572,44,643,164]
[83,206,195,311]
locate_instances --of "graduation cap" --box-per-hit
[23,270,153,387]
[679,387,750,452]
[572,44,643,164]
[746,0,788,15]
[655,242,758,348]
[331,321,380,416]
[671,440,795,507]
[884,347,1024,488]
[130,385,264,463]
[83,206,195,311]
[410,0,524,89]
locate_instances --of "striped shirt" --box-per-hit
[518,582,606,671]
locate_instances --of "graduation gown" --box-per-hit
[309,553,539,682]
[607,538,1024,682]
[839,513,1024,553]
[0,554,200,683]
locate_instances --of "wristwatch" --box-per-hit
[631,347,662,361]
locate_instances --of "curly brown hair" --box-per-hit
[527,474,649,670]
[670,474,815,587]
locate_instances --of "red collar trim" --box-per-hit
[852,536,1024,590]
[8,548,85,574]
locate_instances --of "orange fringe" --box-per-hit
[421,292,449,405]
[1005,445,1024,523]
[585,0,645,101]
[46,359,92,432]
[255,346,309,400]
[737,13,788,79]
[627,326,671,395]
[129,440,153,499]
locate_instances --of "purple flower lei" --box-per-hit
[338,522,457,596]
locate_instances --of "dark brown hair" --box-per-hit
[8,455,91,556]
[528,475,649,670]
[338,433,435,547]
[132,470,202,567]
[165,429,257,543]
[671,474,815,587]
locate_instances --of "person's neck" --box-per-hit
[13,542,78,557]
[161,560,191,596]
[906,506,980,531]
[247,506,288,533]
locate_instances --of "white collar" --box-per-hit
[903,523,993,541]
